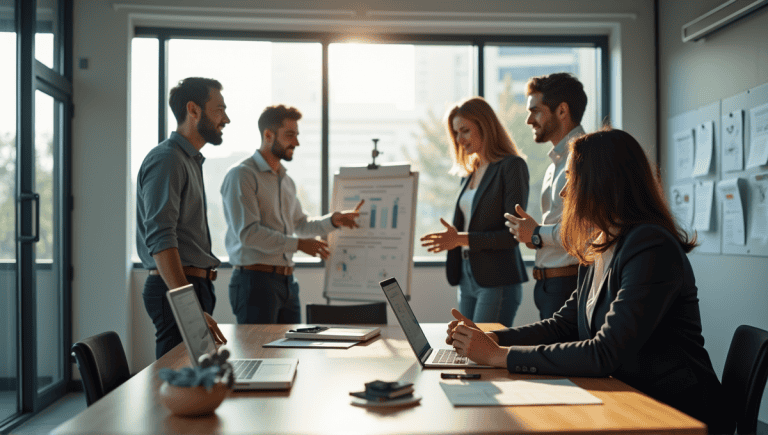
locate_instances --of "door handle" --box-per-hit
[18,192,40,243]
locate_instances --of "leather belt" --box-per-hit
[148,267,217,281]
[236,264,294,276]
[532,265,578,281]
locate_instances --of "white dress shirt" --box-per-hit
[535,125,585,269]
[220,150,336,267]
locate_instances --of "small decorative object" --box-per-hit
[158,348,234,417]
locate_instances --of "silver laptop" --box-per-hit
[166,284,298,390]
[379,277,493,368]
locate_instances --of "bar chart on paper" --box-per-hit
[324,165,418,301]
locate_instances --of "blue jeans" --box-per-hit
[457,259,522,327]
[142,275,216,360]
[533,273,578,320]
[228,268,301,324]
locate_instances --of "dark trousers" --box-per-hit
[228,268,301,324]
[142,275,216,359]
[533,274,578,320]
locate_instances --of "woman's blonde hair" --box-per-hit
[445,97,524,176]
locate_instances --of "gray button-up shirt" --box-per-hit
[220,150,335,267]
[136,132,220,270]
[536,125,584,269]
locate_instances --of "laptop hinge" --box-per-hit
[421,348,432,365]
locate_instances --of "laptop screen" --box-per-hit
[166,284,216,365]
[380,278,431,360]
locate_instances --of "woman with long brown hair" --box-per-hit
[420,97,529,327]
[445,128,734,433]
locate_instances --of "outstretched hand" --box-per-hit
[420,218,462,253]
[504,204,539,244]
[332,199,365,229]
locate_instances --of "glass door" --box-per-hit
[0,0,19,422]
[34,90,64,395]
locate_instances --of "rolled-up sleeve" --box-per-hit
[139,153,183,256]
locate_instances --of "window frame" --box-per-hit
[132,27,609,268]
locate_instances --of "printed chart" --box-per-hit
[324,166,418,301]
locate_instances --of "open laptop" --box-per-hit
[380,277,493,368]
[166,284,298,390]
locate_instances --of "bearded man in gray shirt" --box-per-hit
[137,77,229,358]
[220,105,363,324]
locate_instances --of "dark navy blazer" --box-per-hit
[446,154,529,288]
[493,224,734,433]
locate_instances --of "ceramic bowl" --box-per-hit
[159,381,230,417]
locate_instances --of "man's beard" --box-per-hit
[271,137,294,161]
[533,118,558,143]
[198,111,223,145]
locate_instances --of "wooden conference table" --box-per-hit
[52,323,707,435]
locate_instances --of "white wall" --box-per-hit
[658,0,768,423]
[72,0,655,372]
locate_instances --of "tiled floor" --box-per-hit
[9,392,85,435]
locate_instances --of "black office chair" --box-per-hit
[306,302,388,325]
[71,331,131,406]
[721,325,768,435]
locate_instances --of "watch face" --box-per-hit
[531,234,542,247]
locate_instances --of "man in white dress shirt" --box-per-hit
[220,105,362,324]
[506,73,587,319]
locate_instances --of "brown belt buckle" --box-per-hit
[207,268,218,281]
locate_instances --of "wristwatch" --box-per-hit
[531,226,543,249]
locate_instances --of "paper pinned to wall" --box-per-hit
[674,129,695,179]
[670,183,694,228]
[694,180,715,231]
[750,173,768,244]
[746,103,768,169]
[692,121,714,177]
[718,178,746,246]
[722,110,744,173]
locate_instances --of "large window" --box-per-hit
[131,31,607,264]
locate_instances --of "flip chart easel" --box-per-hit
[322,164,419,302]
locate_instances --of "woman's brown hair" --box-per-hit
[560,128,697,264]
[445,97,524,176]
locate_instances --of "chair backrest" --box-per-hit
[71,331,131,406]
[722,324,768,435]
[306,302,388,325]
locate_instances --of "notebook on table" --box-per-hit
[379,277,494,368]
[166,284,298,390]
[284,325,381,341]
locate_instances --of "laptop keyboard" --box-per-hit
[434,349,468,365]
[231,359,262,380]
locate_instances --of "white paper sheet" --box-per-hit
[694,181,715,231]
[692,121,713,177]
[750,173,768,244]
[674,129,695,179]
[747,103,768,169]
[718,178,746,246]
[439,379,603,407]
[722,110,744,172]
[670,184,694,228]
